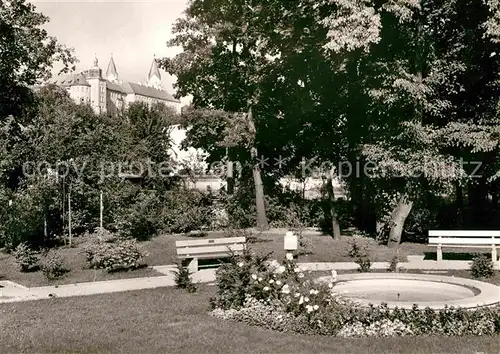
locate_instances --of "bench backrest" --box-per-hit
[428,230,500,245]
[175,236,246,259]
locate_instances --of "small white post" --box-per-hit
[68,187,72,247]
[187,258,198,273]
[284,231,298,260]
[436,234,442,262]
[492,236,497,263]
[100,190,103,229]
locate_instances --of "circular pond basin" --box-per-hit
[317,273,500,309]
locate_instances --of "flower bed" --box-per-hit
[210,250,500,337]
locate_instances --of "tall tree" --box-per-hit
[160,0,277,230]
[0,0,76,120]
[1,0,76,190]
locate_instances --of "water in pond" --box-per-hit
[332,279,476,302]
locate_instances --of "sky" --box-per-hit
[30,0,191,104]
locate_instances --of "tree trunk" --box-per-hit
[455,181,464,227]
[227,177,235,195]
[226,147,235,195]
[252,155,268,231]
[326,175,341,239]
[492,181,499,208]
[246,106,269,231]
[387,194,413,248]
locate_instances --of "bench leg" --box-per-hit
[187,258,198,273]
[492,246,498,263]
[437,245,443,262]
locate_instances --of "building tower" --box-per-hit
[147,54,163,90]
[69,73,91,104]
[106,54,119,83]
[86,54,107,114]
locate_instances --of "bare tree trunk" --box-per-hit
[68,187,72,247]
[44,217,47,242]
[252,157,269,231]
[455,181,464,226]
[326,175,341,240]
[226,147,235,195]
[246,106,269,231]
[491,180,499,208]
[387,194,413,248]
[227,176,235,195]
[100,190,103,229]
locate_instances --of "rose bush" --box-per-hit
[210,250,500,337]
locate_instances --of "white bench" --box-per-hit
[175,236,246,272]
[428,230,500,263]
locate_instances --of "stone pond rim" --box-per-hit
[316,273,500,310]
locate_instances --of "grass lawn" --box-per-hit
[143,231,493,265]
[1,286,499,354]
[0,249,162,287]
[1,230,495,287]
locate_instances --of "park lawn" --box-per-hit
[0,248,162,288]
[143,231,490,265]
[1,286,499,354]
[1,230,494,287]
[142,231,428,265]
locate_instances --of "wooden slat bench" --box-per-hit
[175,236,246,272]
[428,230,500,263]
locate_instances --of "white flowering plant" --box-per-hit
[210,248,327,309]
[210,249,500,337]
[210,248,352,330]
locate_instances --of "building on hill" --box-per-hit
[50,54,181,115]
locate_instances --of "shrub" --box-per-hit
[388,254,399,273]
[347,239,367,259]
[115,191,162,241]
[161,189,214,234]
[355,256,372,273]
[40,251,70,280]
[347,239,371,272]
[84,227,118,242]
[12,242,40,272]
[297,233,313,256]
[84,237,147,272]
[337,319,414,337]
[470,254,495,278]
[210,251,500,338]
[210,249,274,310]
[223,183,256,229]
[173,263,197,293]
[1,183,58,250]
[212,201,230,229]
[212,296,309,333]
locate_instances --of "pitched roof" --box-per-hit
[127,82,179,103]
[120,81,134,94]
[50,73,179,103]
[106,56,118,79]
[70,74,91,87]
[106,81,125,93]
[105,81,178,102]
[51,74,78,86]
[148,58,161,80]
